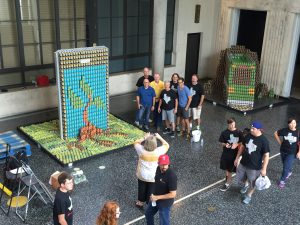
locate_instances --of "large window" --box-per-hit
[0,0,175,88]
[0,0,86,88]
[89,0,175,73]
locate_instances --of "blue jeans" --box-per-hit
[153,101,162,128]
[280,151,296,181]
[138,105,151,126]
[145,203,171,225]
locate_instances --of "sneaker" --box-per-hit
[163,128,170,134]
[286,172,292,180]
[240,184,249,194]
[170,131,175,138]
[149,119,153,123]
[138,124,143,129]
[134,121,139,126]
[176,126,180,132]
[242,195,251,204]
[220,183,231,192]
[144,125,149,131]
[196,125,200,130]
[278,181,285,189]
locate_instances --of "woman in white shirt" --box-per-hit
[134,133,169,209]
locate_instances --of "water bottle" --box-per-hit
[200,138,204,147]
[151,194,156,207]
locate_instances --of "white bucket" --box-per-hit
[192,130,201,142]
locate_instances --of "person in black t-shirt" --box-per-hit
[219,117,243,192]
[274,117,300,188]
[170,73,179,94]
[136,67,154,88]
[145,155,177,225]
[135,67,154,126]
[187,74,204,130]
[234,121,270,205]
[170,73,181,132]
[53,172,74,225]
[158,81,178,138]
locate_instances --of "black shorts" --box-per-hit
[220,149,237,172]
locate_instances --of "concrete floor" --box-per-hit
[0,93,300,225]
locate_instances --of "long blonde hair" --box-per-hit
[144,136,157,152]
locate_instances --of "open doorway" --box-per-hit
[236,10,267,60]
[290,35,300,99]
[184,33,201,84]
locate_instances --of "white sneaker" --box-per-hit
[134,121,139,126]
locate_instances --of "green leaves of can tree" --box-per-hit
[68,87,84,108]
[93,96,105,109]
[67,76,104,109]
[80,77,93,97]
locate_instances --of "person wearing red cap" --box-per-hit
[145,154,177,225]
[234,121,270,204]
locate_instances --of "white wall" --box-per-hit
[0,0,221,118]
[171,0,220,80]
[0,86,58,118]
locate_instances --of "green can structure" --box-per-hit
[224,52,257,110]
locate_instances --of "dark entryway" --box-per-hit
[237,10,267,60]
[290,35,300,99]
[184,33,201,84]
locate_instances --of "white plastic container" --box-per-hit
[192,130,201,142]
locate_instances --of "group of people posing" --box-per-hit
[52,66,299,225]
[135,67,205,140]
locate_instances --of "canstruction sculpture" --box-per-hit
[214,46,261,111]
[55,46,109,140]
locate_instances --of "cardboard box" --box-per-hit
[49,171,62,190]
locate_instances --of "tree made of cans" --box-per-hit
[55,46,109,140]
[213,46,261,111]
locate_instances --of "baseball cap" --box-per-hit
[251,121,263,129]
[158,154,170,165]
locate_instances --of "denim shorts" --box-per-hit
[162,109,175,123]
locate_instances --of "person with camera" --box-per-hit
[134,133,169,209]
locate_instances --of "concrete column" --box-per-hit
[260,10,288,95]
[229,9,240,46]
[215,4,233,56]
[152,0,168,79]
[282,13,300,97]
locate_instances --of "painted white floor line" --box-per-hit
[124,152,280,225]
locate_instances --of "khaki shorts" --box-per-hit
[236,163,260,189]
[189,107,202,120]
